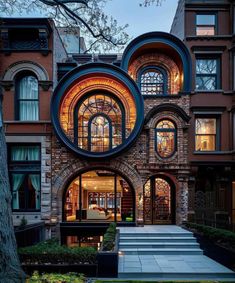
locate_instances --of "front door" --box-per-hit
[144,177,174,224]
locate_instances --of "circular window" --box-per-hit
[51,63,144,158]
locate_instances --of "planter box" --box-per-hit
[193,232,235,271]
[22,263,97,277]
[97,230,119,277]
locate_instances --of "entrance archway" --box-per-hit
[144,176,175,224]
[63,169,135,223]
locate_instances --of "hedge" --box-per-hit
[185,222,235,247]
[19,238,97,265]
[28,271,85,283]
[102,222,117,251]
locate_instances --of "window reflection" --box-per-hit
[156,120,176,158]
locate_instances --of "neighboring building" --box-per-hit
[0,0,234,243]
[171,0,235,229]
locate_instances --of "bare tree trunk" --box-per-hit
[0,88,25,282]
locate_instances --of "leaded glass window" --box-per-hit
[17,74,39,121]
[155,120,176,158]
[196,59,219,90]
[75,93,125,152]
[195,118,217,151]
[140,68,166,95]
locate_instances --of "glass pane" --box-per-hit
[196,118,216,134]
[11,145,40,161]
[157,131,175,158]
[19,101,39,121]
[19,76,38,99]
[196,135,216,151]
[196,76,216,90]
[196,14,215,25]
[155,178,171,222]
[196,59,217,74]
[156,120,175,129]
[141,69,165,95]
[196,26,215,36]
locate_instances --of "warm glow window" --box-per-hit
[196,14,216,36]
[155,120,176,158]
[196,59,219,90]
[16,74,39,121]
[140,68,166,95]
[75,93,125,152]
[195,118,217,151]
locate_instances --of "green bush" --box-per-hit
[19,238,97,265]
[102,222,117,251]
[29,271,85,283]
[185,222,235,247]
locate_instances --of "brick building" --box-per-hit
[0,0,234,242]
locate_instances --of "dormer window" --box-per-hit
[139,67,167,95]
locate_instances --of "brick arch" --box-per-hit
[51,159,143,222]
[128,53,181,94]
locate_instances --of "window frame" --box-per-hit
[8,143,41,212]
[196,13,217,36]
[15,71,39,121]
[195,56,221,91]
[74,90,126,153]
[138,66,168,96]
[155,119,177,159]
[194,116,220,152]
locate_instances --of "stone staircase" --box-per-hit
[118,226,235,281]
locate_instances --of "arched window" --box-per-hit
[16,73,39,121]
[74,93,125,153]
[155,120,176,158]
[140,67,167,95]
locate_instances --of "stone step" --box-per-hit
[119,248,203,255]
[119,232,193,238]
[119,242,200,249]
[118,271,235,280]
[119,236,197,243]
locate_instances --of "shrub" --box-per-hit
[185,222,235,247]
[19,238,97,265]
[29,271,85,283]
[102,222,117,251]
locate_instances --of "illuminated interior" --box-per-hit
[144,177,172,224]
[195,118,216,151]
[59,76,137,152]
[64,170,135,222]
[156,120,176,158]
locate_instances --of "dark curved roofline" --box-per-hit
[145,103,191,124]
[121,31,192,93]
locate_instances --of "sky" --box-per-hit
[104,0,179,37]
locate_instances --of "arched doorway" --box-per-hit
[63,169,135,223]
[144,176,175,224]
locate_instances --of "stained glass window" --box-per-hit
[76,94,124,152]
[155,178,171,222]
[196,59,218,90]
[195,118,217,151]
[140,69,165,95]
[156,120,176,158]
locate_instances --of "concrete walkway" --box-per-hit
[118,225,235,281]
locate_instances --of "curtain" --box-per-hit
[19,76,39,121]
[11,146,40,161]
[12,174,25,209]
[30,174,40,209]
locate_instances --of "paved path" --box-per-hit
[118,225,235,281]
